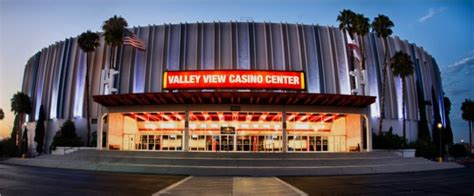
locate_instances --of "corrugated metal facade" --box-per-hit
[21,22,446,134]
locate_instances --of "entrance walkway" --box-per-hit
[154,176,307,196]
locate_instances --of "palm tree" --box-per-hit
[34,105,46,155]
[337,9,361,94]
[102,15,128,70]
[443,96,454,145]
[390,51,414,143]
[337,9,356,36]
[78,31,100,146]
[353,13,370,70]
[10,92,33,154]
[0,108,4,120]
[461,99,474,154]
[372,14,394,135]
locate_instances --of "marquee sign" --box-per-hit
[163,70,305,90]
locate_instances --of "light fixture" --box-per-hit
[295,123,310,129]
[160,122,176,129]
[144,121,157,130]
[246,114,252,122]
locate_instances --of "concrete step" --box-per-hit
[2,149,463,176]
[70,149,401,159]
[93,161,463,176]
[86,156,431,167]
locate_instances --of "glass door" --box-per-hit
[237,136,252,151]
[219,134,235,151]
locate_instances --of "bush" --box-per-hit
[373,127,406,149]
[91,131,107,148]
[0,138,16,157]
[34,105,46,155]
[449,144,468,158]
[51,120,82,149]
[414,139,437,159]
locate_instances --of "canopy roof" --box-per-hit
[93,92,376,108]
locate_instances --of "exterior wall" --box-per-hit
[108,113,124,149]
[345,114,362,150]
[331,117,347,151]
[21,22,445,145]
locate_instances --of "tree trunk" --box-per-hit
[470,120,472,155]
[358,35,366,70]
[402,78,407,145]
[85,52,91,146]
[16,113,24,156]
[113,46,118,70]
[358,35,367,95]
[347,30,356,96]
[109,45,115,70]
[378,37,389,135]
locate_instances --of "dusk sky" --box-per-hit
[0,0,473,142]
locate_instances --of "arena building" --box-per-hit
[21,22,445,153]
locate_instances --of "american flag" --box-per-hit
[124,30,146,51]
[345,31,362,62]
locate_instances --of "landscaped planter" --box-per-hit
[395,149,416,158]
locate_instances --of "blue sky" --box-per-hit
[0,0,473,142]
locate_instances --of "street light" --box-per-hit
[437,122,443,162]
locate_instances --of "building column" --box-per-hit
[364,115,372,152]
[97,113,107,150]
[282,112,287,153]
[183,110,189,152]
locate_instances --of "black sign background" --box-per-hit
[220,127,236,134]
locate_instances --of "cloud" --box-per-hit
[418,7,447,22]
[446,55,474,73]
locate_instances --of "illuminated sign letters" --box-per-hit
[163,70,305,90]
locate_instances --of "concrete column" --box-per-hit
[97,113,107,150]
[183,111,189,152]
[364,115,372,152]
[282,112,287,153]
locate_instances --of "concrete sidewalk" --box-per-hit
[0,150,464,176]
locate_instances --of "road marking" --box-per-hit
[274,177,308,196]
[152,176,308,195]
[152,176,193,196]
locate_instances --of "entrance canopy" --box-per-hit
[93,92,375,107]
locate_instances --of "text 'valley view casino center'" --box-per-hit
[21,22,445,153]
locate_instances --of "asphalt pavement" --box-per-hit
[1,163,473,196]
[281,163,474,195]
[0,164,185,196]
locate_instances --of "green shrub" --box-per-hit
[90,131,107,148]
[0,138,16,157]
[373,127,406,149]
[414,139,437,159]
[449,144,468,158]
[34,105,46,155]
[51,120,82,149]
